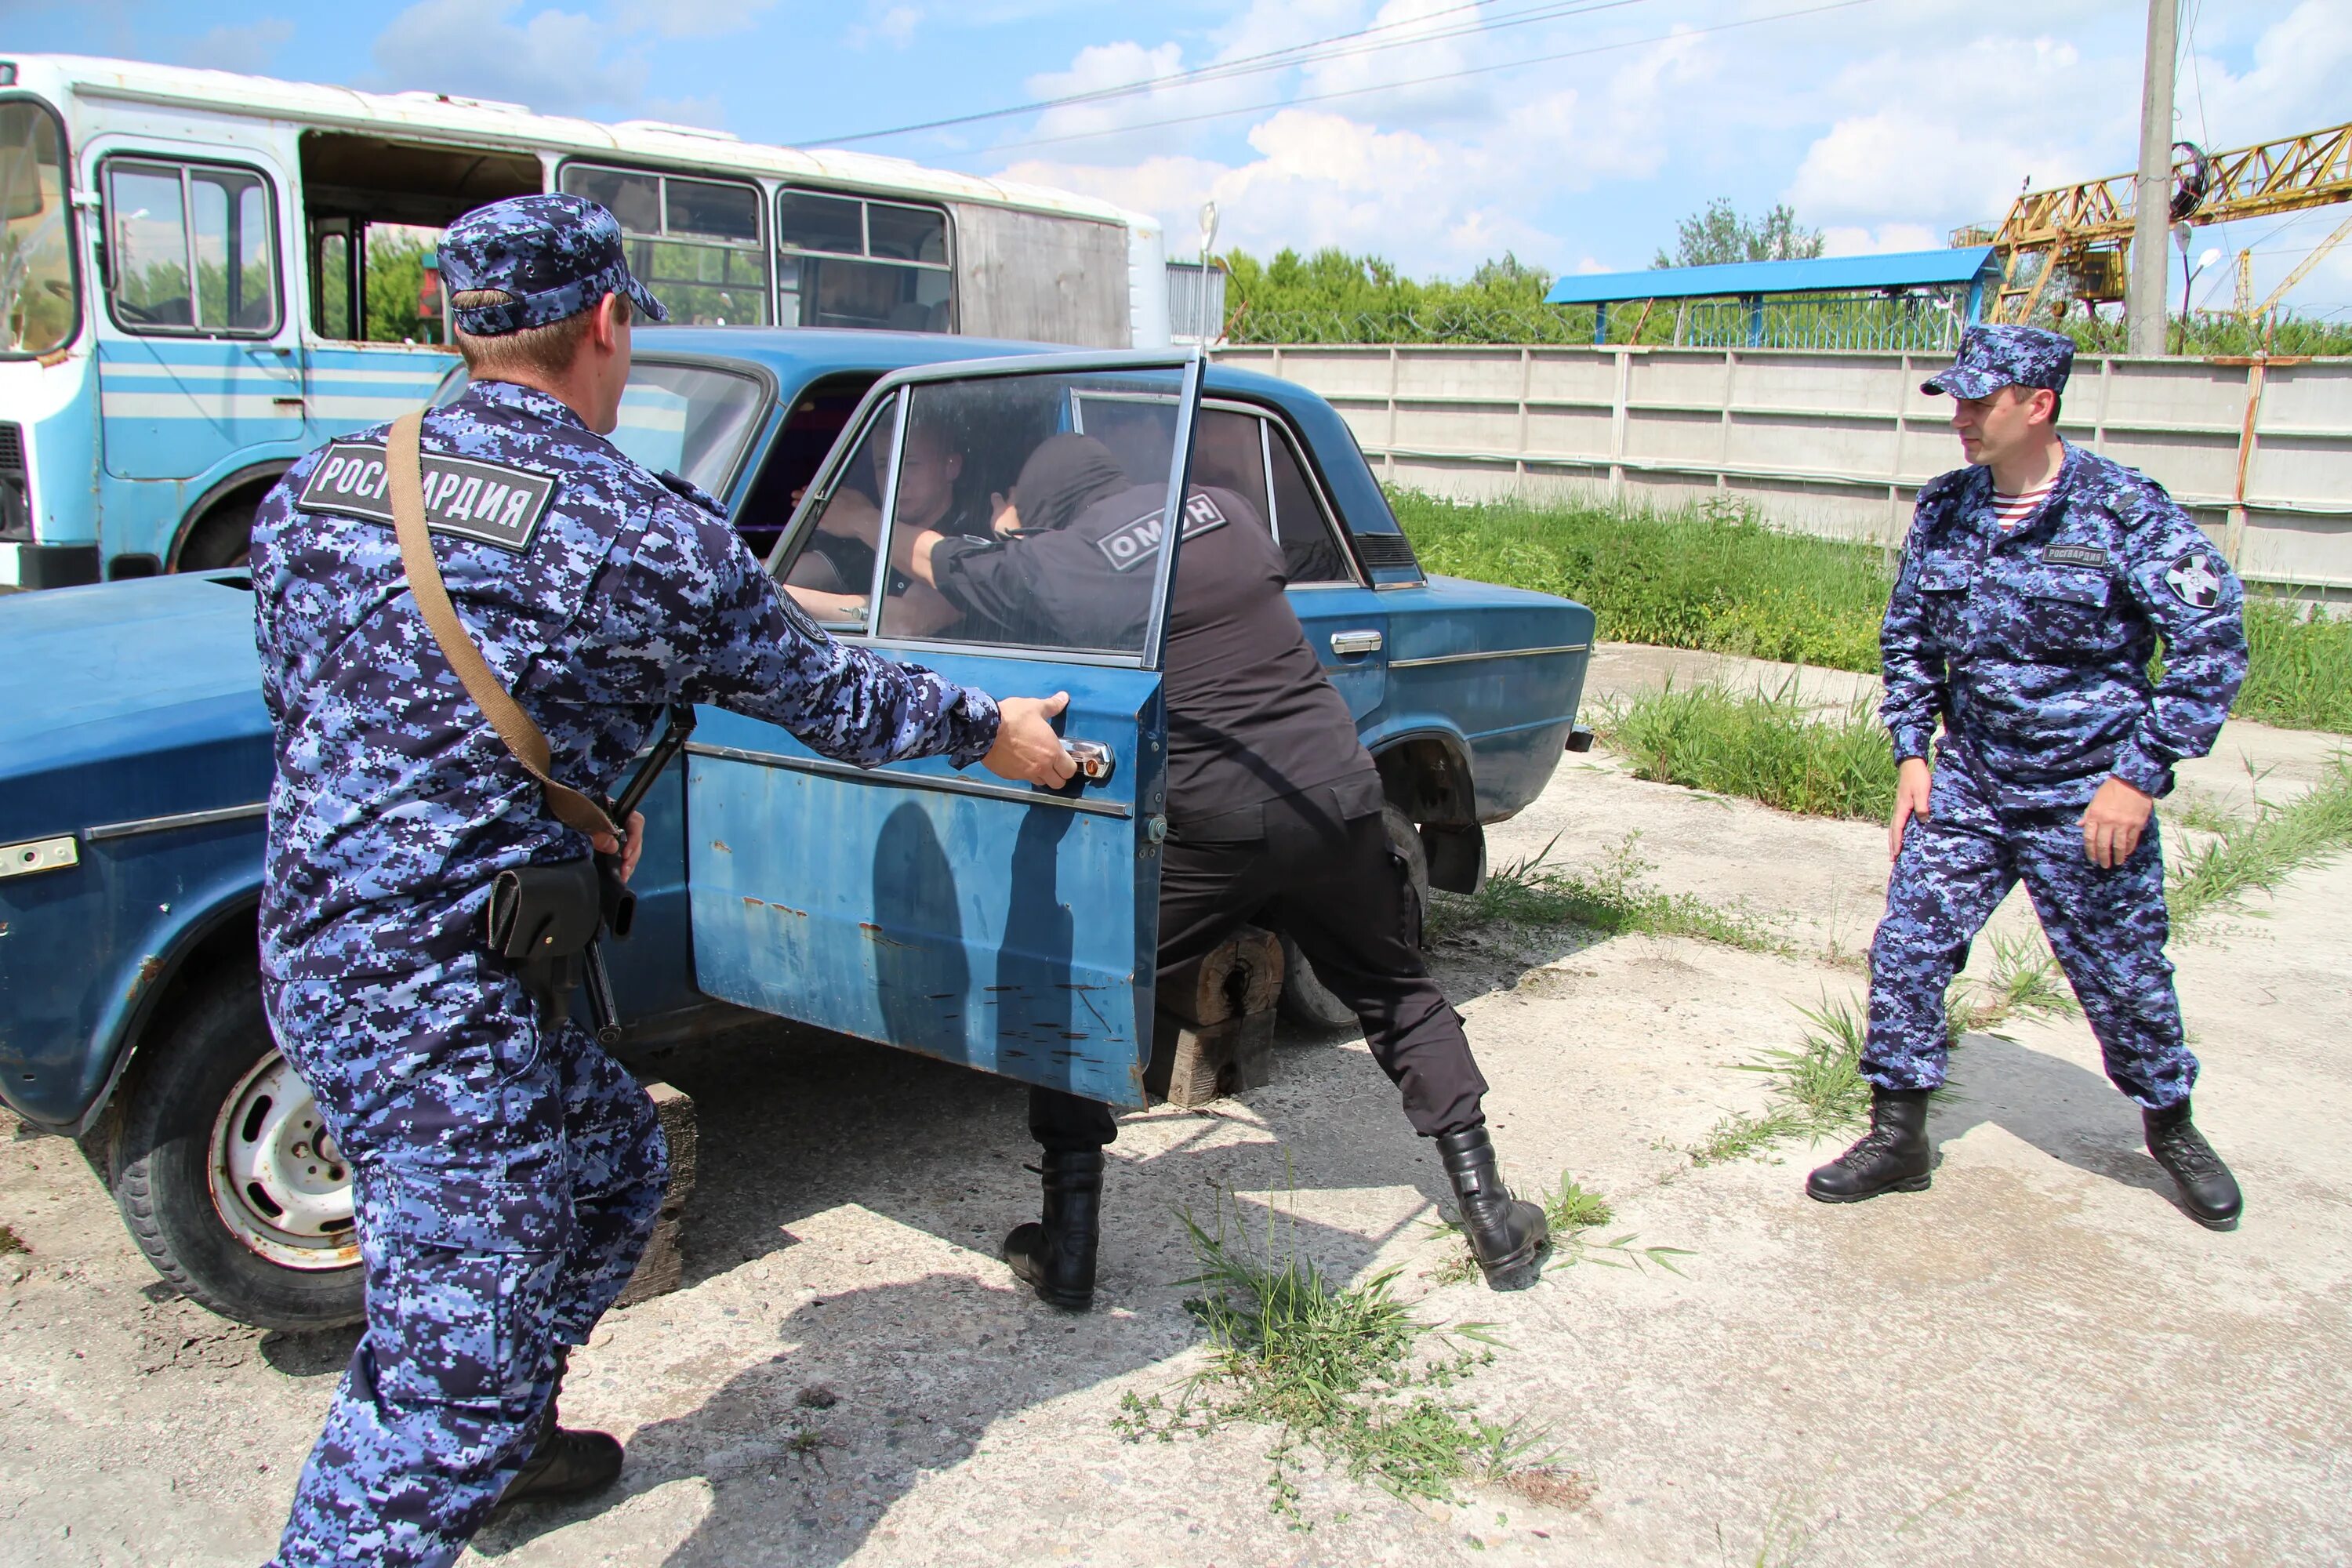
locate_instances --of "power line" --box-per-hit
[804,0,1654,147]
[966,0,1878,159]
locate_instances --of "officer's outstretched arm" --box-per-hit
[2112,492,2249,794]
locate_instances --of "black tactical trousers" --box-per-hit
[1029,775,1490,1151]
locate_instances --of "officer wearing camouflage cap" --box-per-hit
[1807,324,2249,1231]
[249,194,1076,1567]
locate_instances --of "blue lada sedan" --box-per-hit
[0,332,1595,1330]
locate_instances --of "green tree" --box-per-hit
[1652,199,1825,269]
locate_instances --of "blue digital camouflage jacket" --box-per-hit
[1881,441,2249,812]
[251,379,1000,983]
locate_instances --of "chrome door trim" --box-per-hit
[1387,642,1591,670]
[82,800,270,842]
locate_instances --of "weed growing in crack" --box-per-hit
[1426,1174,1692,1285]
[1112,1193,1543,1527]
[1428,833,1788,953]
[1690,927,2096,1167]
[0,1225,24,1256]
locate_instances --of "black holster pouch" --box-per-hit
[487,858,604,1024]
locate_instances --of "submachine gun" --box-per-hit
[385,408,695,1045]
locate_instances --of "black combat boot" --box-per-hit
[495,1348,624,1513]
[1004,1149,1105,1311]
[1435,1127,1549,1291]
[1806,1088,1933,1203]
[2143,1100,2242,1231]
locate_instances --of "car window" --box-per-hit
[774,366,1193,659]
[428,358,767,501]
[775,394,896,632]
[1266,421,1353,584]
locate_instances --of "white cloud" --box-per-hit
[846,3,922,49]
[180,19,295,73]
[369,0,643,115]
[609,0,777,39]
[1821,223,1947,256]
[995,24,1707,277]
[2180,0,2352,147]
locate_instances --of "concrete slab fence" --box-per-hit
[1214,344,2352,597]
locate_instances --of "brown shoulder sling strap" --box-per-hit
[386,409,618,841]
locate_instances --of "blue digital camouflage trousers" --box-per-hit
[261,953,666,1568]
[1865,750,2198,1110]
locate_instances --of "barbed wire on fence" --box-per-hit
[1221,300,2352,357]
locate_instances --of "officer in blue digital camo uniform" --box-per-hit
[249,193,1076,1568]
[1807,324,2249,1231]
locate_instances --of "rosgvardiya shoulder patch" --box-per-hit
[294,441,556,552]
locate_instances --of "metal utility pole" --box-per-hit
[2128,0,2180,355]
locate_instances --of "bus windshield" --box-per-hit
[0,100,76,356]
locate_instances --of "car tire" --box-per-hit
[111,971,364,1330]
[1279,804,1430,1029]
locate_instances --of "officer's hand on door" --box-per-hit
[590,810,648,884]
[2081,777,2154,869]
[982,692,1079,787]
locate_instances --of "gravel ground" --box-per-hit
[2,661,2346,1567]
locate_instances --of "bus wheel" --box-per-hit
[111,971,363,1330]
[1279,804,1429,1030]
[177,502,256,571]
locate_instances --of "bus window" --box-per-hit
[558,162,768,327]
[776,189,953,334]
[0,100,77,356]
[103,158,280,336]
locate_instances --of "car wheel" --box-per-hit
[111,972,364,1330]
[1279,804,1431,1029]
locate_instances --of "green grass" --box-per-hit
[1113,1196,1542,1525]
[1396,491,1891,673]
[1427,1174,1692,1286]
[1600,678,1898,820]
[2238,599,2352,734]
[1689,936,2084,1164]
[1394,491,2352,735]
[2169,753,2352,924]
[1427,832,1788,953]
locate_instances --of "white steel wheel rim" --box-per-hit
[209,1051,361,1271]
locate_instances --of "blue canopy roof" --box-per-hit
[1544,247,1999,306]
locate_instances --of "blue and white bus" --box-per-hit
[0,53,1171,588]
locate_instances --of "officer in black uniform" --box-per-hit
[893,434,1551,1305]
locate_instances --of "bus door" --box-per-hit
[90,150,305,484]
[686,351,1204,1109]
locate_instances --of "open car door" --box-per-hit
[684,351,1204,1109]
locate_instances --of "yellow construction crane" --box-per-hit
[1951,119,2352,325]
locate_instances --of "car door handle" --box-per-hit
[1063,739,1116,782]
[1329,630,1383,655]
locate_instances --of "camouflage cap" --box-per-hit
[439,193,668,336]
[1921,324,2073,400]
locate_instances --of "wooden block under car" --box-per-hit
[614,1080,698,1308]
[1145,927,1283,1108]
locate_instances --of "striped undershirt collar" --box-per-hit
[1991,477,2057,530]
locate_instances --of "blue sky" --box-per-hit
[7,0,2348,314]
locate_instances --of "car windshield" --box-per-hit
[0,100,77,357]
[428,358,768,499]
